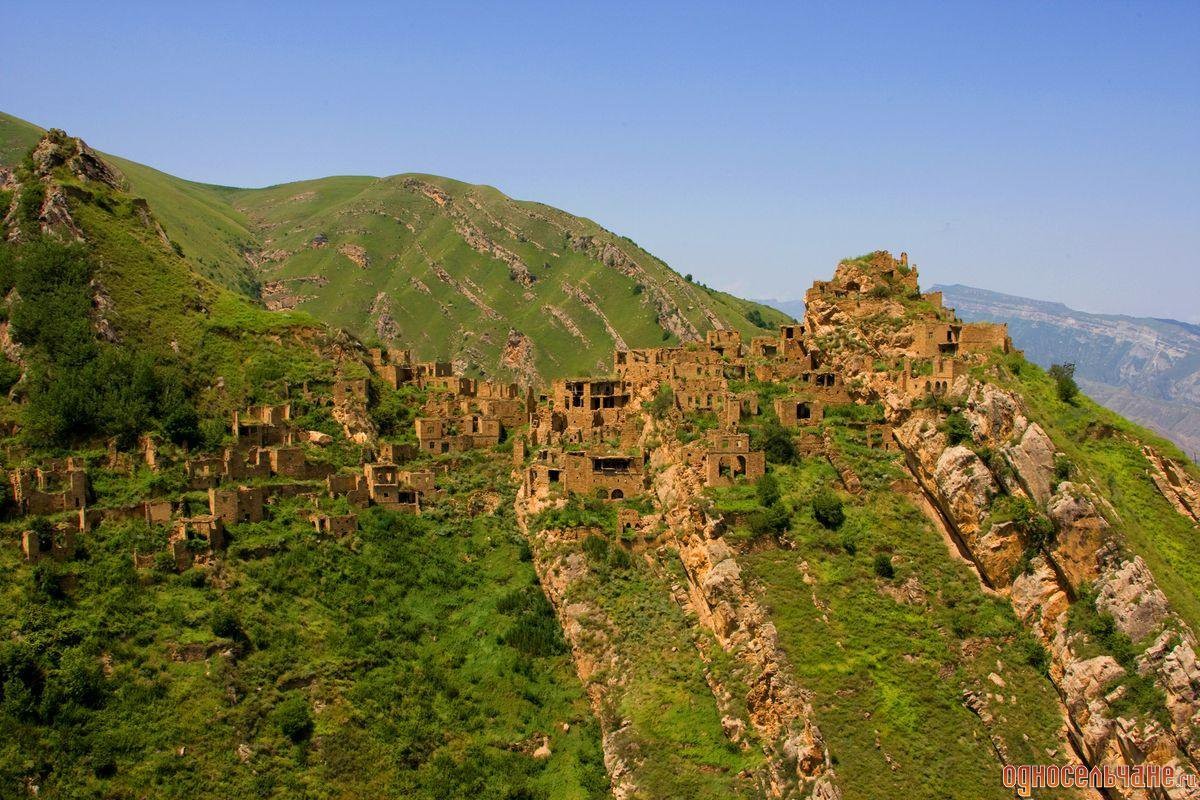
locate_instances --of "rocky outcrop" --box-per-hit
[404,177,537,287]
[337,243,370,269]
[1142,446,1200,524]
[500,329,537,384]
[31,129,123,189]
[561,281,629,351]
[512,512,633,799]
[261,275,329,311]
[566,233,702,343]
[1047,485,1109,588]
[650,438,841,799]
[895,380,1200,794]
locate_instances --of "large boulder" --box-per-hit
[1095,557,1170,644]
[934,445,998,536]
[1002,422,1057,504]
[1048,485,1108,588]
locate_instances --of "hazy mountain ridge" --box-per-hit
[935,283,1200,457]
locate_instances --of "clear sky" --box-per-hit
[4,1,1198,320]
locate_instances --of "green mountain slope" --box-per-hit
[0,112,790,383]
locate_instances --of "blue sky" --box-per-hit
[4,1,1197,320]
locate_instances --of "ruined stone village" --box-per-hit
[12,251,1200,798]
[14,251,1004,574]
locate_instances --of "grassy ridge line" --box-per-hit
[1,110,791,382]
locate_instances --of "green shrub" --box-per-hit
[55,648,105,709]
[755,473,780,508]
[582,533,609,564]
[503,591,567,657]
[1015,631,1050,676]
[645,385,674,420]
[839,532,857,555]
[873,554,895,580]
[274,695,314,743]
[811,490,845,530]
[754,419,797,464]
[1048,363,1079,404]
[0,359,20,394]
[211,607,243,639]
[746,308,770,329]
[944,412,972,446]
[1053,454,1074,483]
[609,546,632,570]
[749,503,791,539]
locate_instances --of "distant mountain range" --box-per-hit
[933,284,1200,459]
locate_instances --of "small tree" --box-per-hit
[811,489,845,530]
[1048,363,1079,404]
[873,554,895,580]
[755,473,780,508]
[755,420,797,465]
[645,385,674,420]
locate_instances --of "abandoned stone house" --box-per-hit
[232,404,295,447]
[21,524,76,564]
[892,355,968,397]
[415,415,501,453]
[9,466,88,515]
[525,447,646,501]
[363,462,421,512]
[617,507,641,536]
[908,321,1012,359]
[685,431,766,487]
[168,515,225,570]
[720,391,760,428]
[377,441,418,464]
[208,486,266,525]
[312,512,358,537]
[776,395,827,427]
[327,472,371,506]
[332,378,369,406]
[866,424,899,452]
[705,329,743,358]
[369,347,416,388]
[79,499,173,532]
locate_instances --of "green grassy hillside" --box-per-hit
[0,112,790,383]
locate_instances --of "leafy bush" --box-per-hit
[755,473,780,508]
[873,554,895,579]
[746,308,770,329]
[0,359,21,394]
[645,385,674,420]
[1048,363,1079,404]
[582,533,609,564]
[754,419,797,465]
[1015,630,1050,675]
[55,647,105,709]
[811,490,845,530]
[944,412,972,446]
[503,591,568,657]
[8,239,201,448]
[609,545,632,570]
[274,695,314,743]
[1053,454,1074,483]
[211,607,243,640]
[749,503,790,539]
